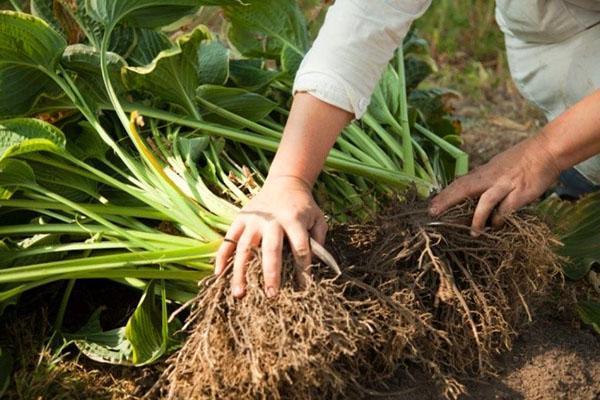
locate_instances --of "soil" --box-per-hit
[389,88,600,400]
[383,306,600,400]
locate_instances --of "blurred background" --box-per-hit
[416,0,545,167]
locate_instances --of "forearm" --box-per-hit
[267,93,353,187]
[541,89,600,172]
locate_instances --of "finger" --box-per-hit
[261,223,284,298]
[310,213,328,245]
[471,185,511,236]
[284,222,312,288]
[215,219,245,275]
[492,192,521,228]
[231,229,261,298]
[429,173,487,216]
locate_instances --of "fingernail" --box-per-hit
[429,207,439,216]
[232,286,244,298]
[266,287,277,298]
[214,267,221,276]
[470,229,480,238]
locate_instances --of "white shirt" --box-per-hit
[294,0,600,119]
[293,0,431,119]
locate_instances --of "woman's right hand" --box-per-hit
[215,175,328,299]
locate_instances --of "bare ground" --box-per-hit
[414,87,600,400]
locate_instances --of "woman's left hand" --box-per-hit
[429,133,561,235]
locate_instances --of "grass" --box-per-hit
[2,311,143,400]
[416,0,511,98]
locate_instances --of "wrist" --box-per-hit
[533,129,563,175]
[264,173,314,191]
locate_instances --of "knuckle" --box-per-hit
[294,246,311,259]
[262,241,282,253]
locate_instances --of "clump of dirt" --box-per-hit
[156,199,562,400]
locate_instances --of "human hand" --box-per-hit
[215,175,328,299]
[429,134,561,235]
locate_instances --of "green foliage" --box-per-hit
[537,193,600,280]
[0,12,67,118]
[125,281,168,365]
[123,27,211,116]
[0,1,469,380]
[577,300,600,335]
[224,0,309,74]
[0,118,66,162]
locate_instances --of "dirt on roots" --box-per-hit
[154,199,562,400]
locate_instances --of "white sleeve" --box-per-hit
[293,0,432,119]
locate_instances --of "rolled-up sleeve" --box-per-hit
[293,0,431,119]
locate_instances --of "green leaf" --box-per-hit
[196,85,277,124]
[404,55,435,91]
[0,11,67,68]
[31,0,92,44]
[0,346,12,398]
[61,44,126,105]
[66,121,109,160]
[537,193,600,280]
[0,65,64,118]
[125,281,168,365]
[403,29,430,55]
[224,0,309,63]
[29,160,98,201]
[123,27,210,116]
[68,307,134,365]
[0,159,36,188]
[30,0,65,35]
[577,300,600,334]
[127,28,172,67]
[368,65,400,123]
[85,0,241,29]
[0,11,68,117]
[228,59,280,91]
[12,233,63,266]
[0,118,66,162]
[197,39,229,85]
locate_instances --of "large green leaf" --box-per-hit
[228,59,280,91]
[197,39,230,85]
[577,300,600,334]
[68,307,134,365]
[0,66,64,118]
[0,159,36,188]
[85,0,241,29]
[123,27,210,116]
[404,54,436,92]
[0,11,67,67]
[61,44,126,104]
[0,11,68,117]
[65,121,109,161]
[196,85,277,124]
[29,160,99,201]
[126,28,172,67]
[537,193,600,280]
[125,280,168,365]
[224,0,309,70]
[0,118,66,162]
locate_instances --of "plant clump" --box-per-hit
[155,199,562,399]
